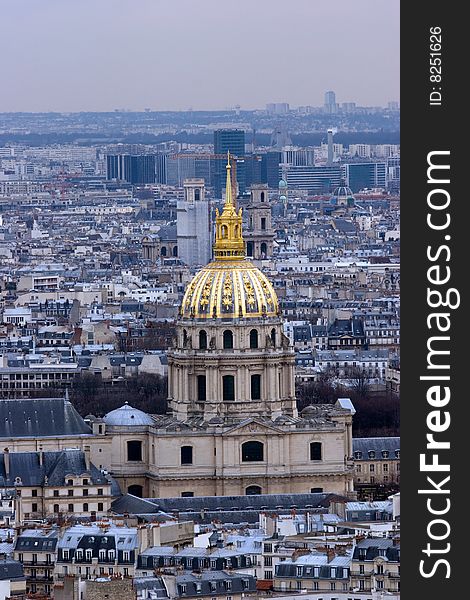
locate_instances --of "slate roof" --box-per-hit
[0,558,25,581]
[175,571,256,597]
[352,538,400,562]
[112,493,346,525]
[353,437,400,460]
[14,529,58,552]
[0,449,110,488]
[0,398,91,438]
[134,576,169,597]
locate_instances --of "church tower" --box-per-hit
[168,155,296,422]
[244,184,275,260]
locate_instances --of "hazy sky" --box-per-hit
[1,0,399,112]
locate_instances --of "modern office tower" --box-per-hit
[213,129,246,197]
[244,154,263,189]
[155,152,169,184]
[177,179,211,266]
[324,90,337,114]
[106,154,156,184]
[343,162,387,192]
[167,155,196,186]
[260,151,282,188]
[244,184,275,259]
[284,165,342,194]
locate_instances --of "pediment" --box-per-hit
[224,418,284,436]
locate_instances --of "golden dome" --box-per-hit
[181,259,279,319]
[180,153,279,320]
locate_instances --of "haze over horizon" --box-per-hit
[0,0,399,113]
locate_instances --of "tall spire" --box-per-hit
[213,152,245,260]
[224,151,234,209]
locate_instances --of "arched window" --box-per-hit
[247,241,254,257]
[194,189,200,201]
[221,225,228,239]
[261,217,266,230]
[83,503,89,512]
[271,328,277,347]
[223,375,235,401]
[172,245,178,257]
[128,484,143,497]
[310,442,322,461]
[181,446,193,465]
[242,441,264,462]
[183,329,188,347]
[199,330,207,349]
[53,504,59,514]
[223,330,233,349]
[249,329,258,349]
[197,375,206,402]
[260,191,265,202]
[234,225,239,237]
[251,374,261,400]
[246,485,262,495]
[161,246,167,256]
[127,440,142,462]
[261,242,267,256]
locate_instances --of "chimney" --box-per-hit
[84,445,91,471]
[3,448,10,478]
[39,445,44,466]
[326,548,336,563]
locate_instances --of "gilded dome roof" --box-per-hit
[181,258,279,319]
[180,153,279,320]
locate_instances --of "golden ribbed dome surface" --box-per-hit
[181,259,279,320]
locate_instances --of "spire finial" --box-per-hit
[225,151,233,208]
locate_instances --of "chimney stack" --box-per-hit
[3,448,10,478]
[38,445,44,466]
[326,548,336,563]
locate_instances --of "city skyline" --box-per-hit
[0,0,399,112]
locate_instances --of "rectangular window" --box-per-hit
[181,446,193,465]
[223,375,235,401]
[197,375,206,402]
[251,374,261,400]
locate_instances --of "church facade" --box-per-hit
[96,156,356,499]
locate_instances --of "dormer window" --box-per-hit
[368,451,376,459]
[354,451,362,459]
[395,450,400,458]
[382,451,389,458]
